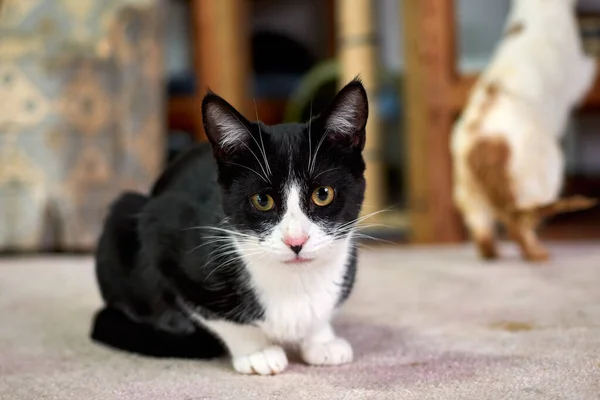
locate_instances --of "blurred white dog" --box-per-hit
[451,0,597,261]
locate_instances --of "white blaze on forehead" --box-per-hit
[281,184,310,238]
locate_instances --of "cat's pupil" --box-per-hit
[316,187,329,201]
[256,194,269,207]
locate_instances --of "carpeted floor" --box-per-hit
[1,243,599,399]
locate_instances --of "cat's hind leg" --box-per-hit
[93,192,226,358]
[95,191,148,305]
[455,185,499,260]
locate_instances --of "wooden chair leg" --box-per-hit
[402,0,464,243]
[337,0,386,218]
[190,0,252,141]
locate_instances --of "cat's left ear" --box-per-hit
[320,78,369,150]
[202,92,252,155]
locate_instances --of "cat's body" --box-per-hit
[92,80,368,374]
[451,0,597,261]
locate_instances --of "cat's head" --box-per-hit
[202,79,368,266]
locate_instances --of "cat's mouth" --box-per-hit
[283,256,315,265]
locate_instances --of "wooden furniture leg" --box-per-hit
[336,0,386,218]
[402,0,463,243]
[190,0,251,140]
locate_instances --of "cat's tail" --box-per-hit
[514,196,597,223]
[91,307,225,359]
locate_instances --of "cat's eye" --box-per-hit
[250,193,275,211]
[311,186,335,206]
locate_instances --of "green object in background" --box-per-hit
[283,60,340,123]
[284,59,402,125]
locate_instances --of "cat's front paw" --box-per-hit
[301,337,353,366]
[232,345,288,375]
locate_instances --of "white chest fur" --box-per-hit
[248,241,351,343]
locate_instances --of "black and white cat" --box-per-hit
[92,79,368,375]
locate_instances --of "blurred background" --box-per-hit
[1,0,600,253]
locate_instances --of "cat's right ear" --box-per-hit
[202,92,251,155]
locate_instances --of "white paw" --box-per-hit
[232,345,288,375]
[301,337,353,366]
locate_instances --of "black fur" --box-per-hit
[91,79,368,359]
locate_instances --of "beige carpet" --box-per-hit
[1,243,599,399]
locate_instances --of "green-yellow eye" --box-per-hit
[250,193,275,211]
[312,186,335,206]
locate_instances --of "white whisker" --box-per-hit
[235,139,271,182]
[183,226,255,239]
[186,238,234,254]
[225,161,269,183]
[204,251,263,282]
[334,223,390,235]
[336,208,393,231]
[312,167,340,180]
[310,129,329,175]
[254,99,272,176]
[307,100,313,173]
[348,233,395,245]
[205,242,240,261]
[228,111,271,182]
[355,242,377,251]
[195,235,231,240]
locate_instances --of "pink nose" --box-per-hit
[283,235,309,255]
[283,235,308,247]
